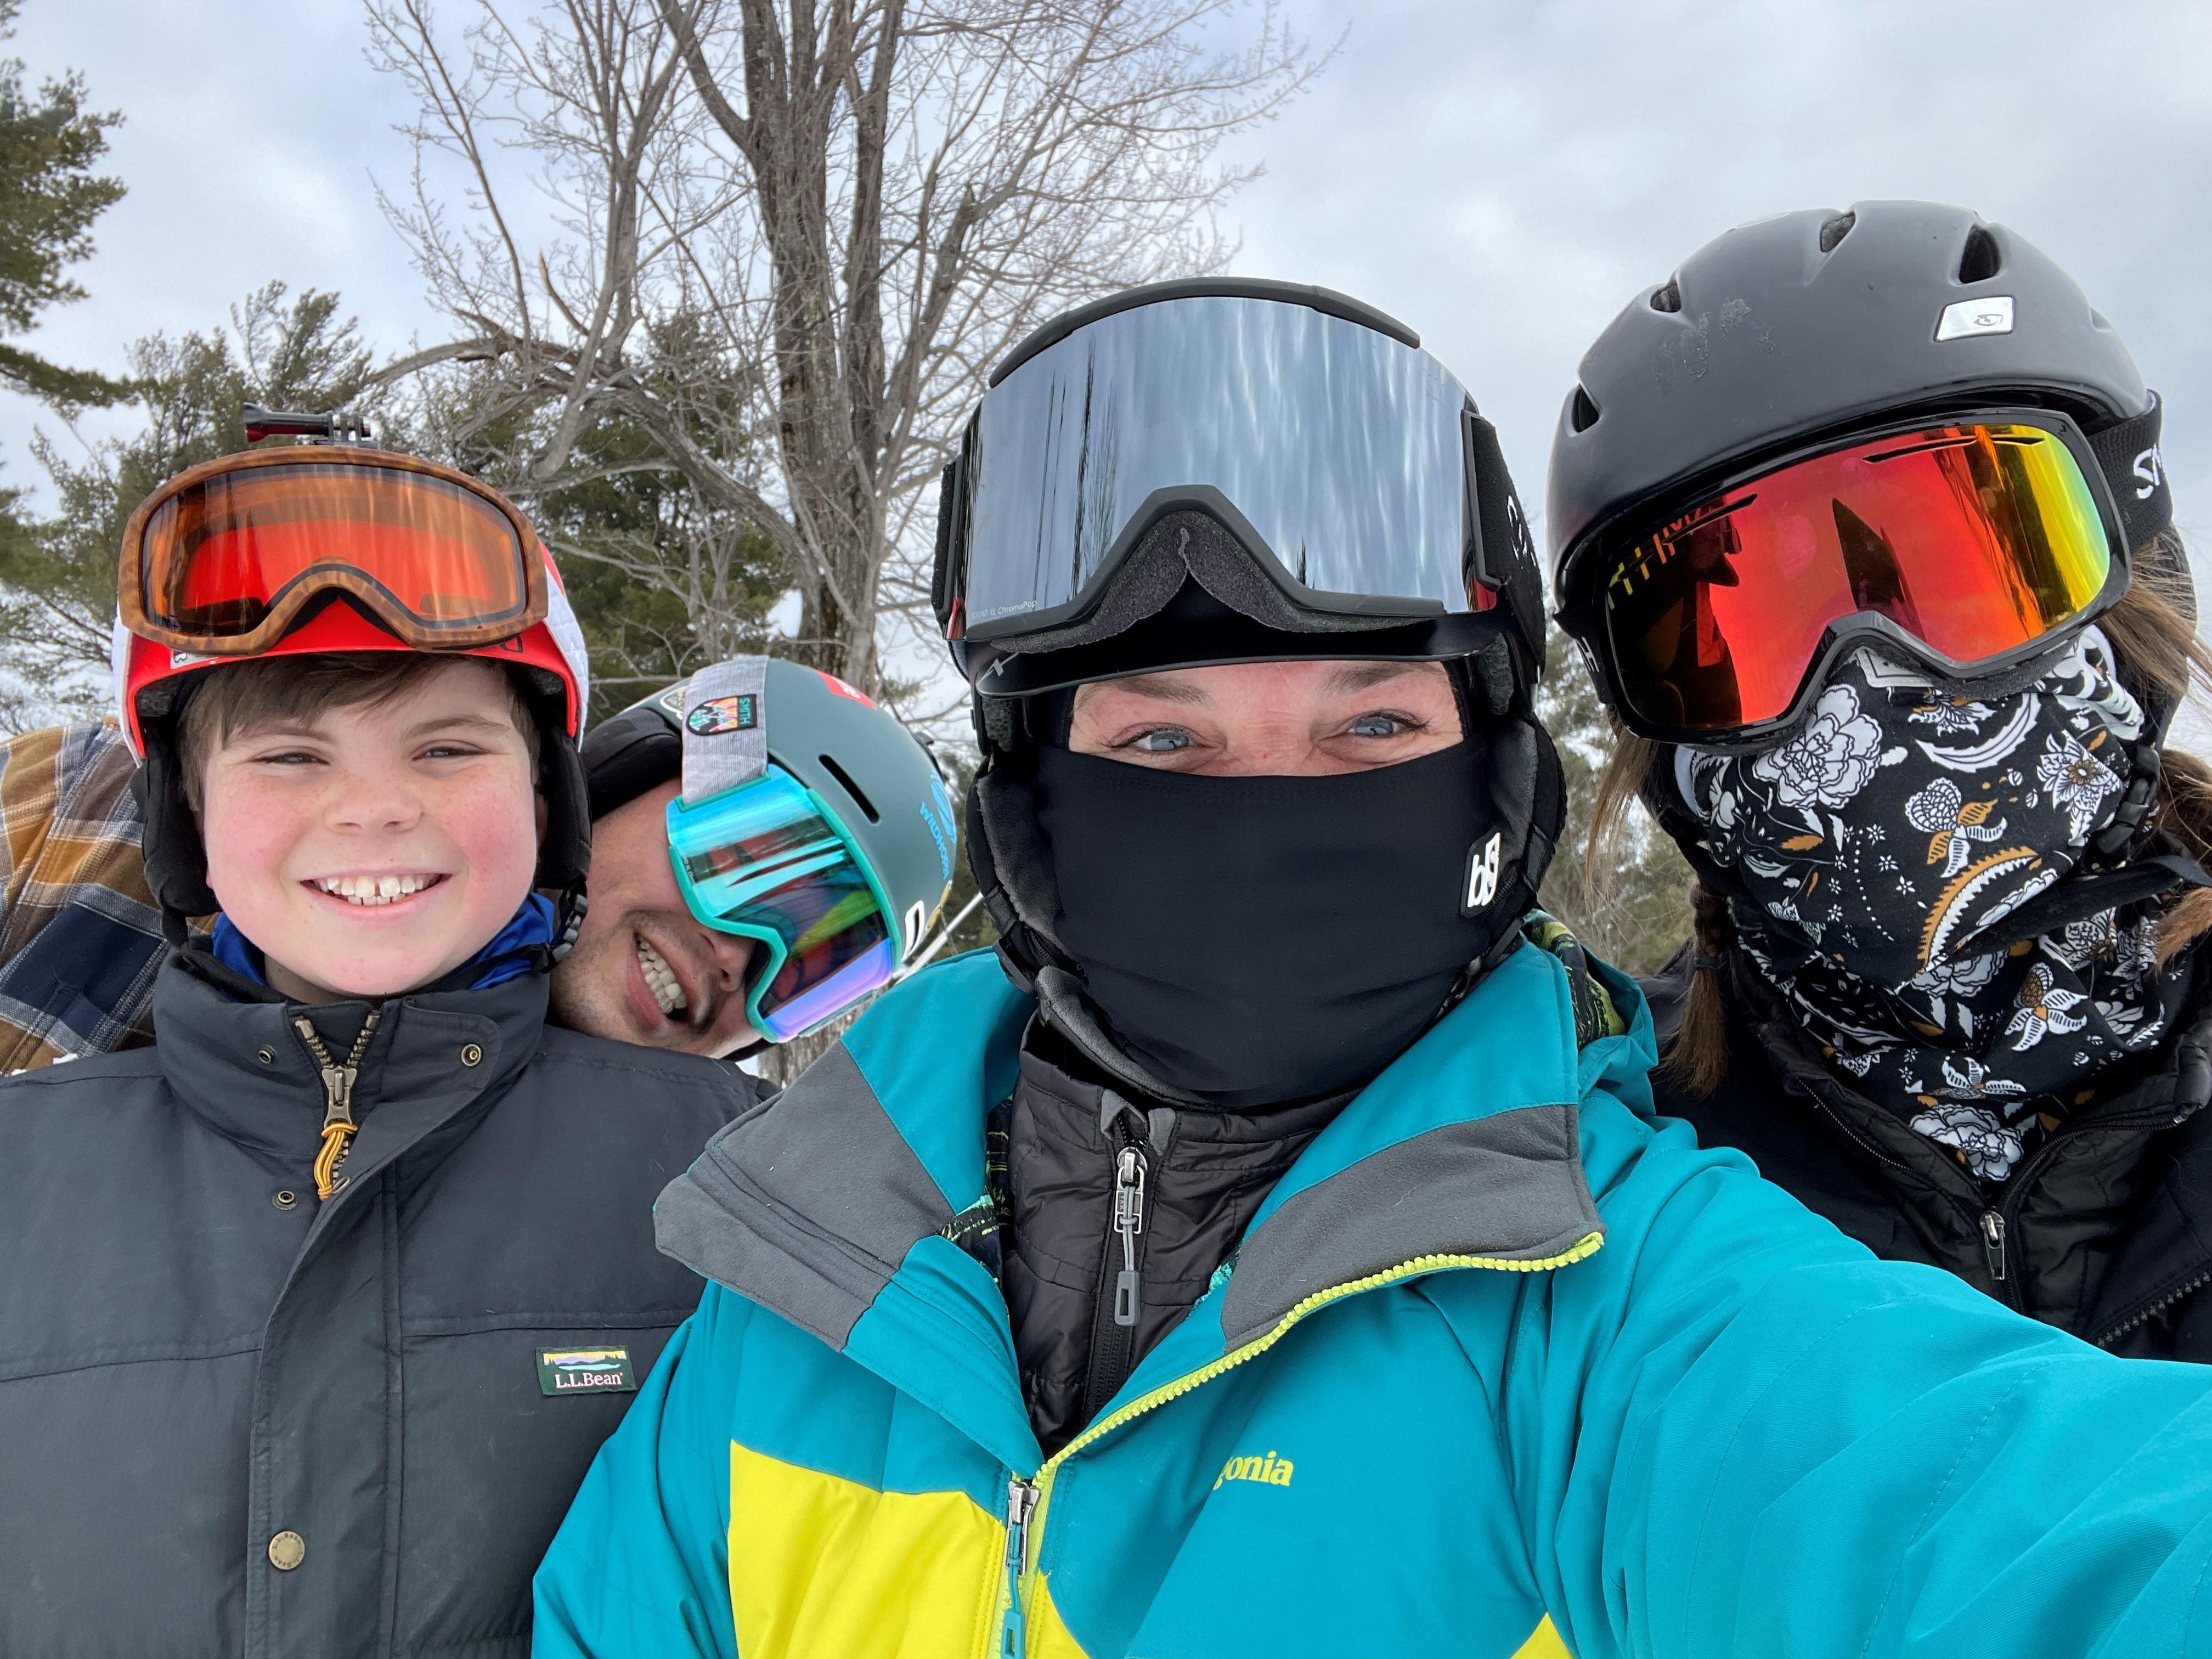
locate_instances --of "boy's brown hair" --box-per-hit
[176,653,540,813]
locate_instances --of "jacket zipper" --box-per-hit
[1975,1100,2189,1312]
[986,1232,1605,1656]
[1111,1143,1148,1327]
[1000,1477,1037,1658]
[1812,1058,2193,1313]
[1080,1114,1154,1419]
[2097,1267,2212,1349]
[292,1011,382,1201]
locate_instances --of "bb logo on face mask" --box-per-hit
[1464,832,1502,912]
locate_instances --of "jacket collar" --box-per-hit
[654,941,1652,1472]
[151,956,545,1188]
[1718,945,2212,1192]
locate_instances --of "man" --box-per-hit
[0,650,954,1071]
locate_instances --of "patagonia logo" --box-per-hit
[1465,831,1502,911]
[2135,443,2166,500]
[686,693,759,736]
[536,1347,637,1396]
[1214,1449,1294,1491]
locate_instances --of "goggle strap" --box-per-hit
[1465,411,1544,662]
[2088,392,2172,551]
[1951,847,2210,961]
[679,657,771,805]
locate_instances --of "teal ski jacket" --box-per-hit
[534,943,2212,1658]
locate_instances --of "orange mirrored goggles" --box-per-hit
[119,448,544,656]
[1584,414,2126,744]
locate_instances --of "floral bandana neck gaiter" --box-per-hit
[1676,625,2190,1182]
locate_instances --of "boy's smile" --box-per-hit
[308,871,449,906]
[197,658,541,1004]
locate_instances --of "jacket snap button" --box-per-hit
[256,1047,275,1065]
[460,1043,483,1067]
[272,1189,297,1210]
[268,1530,306,1571]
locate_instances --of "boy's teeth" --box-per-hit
[636,936,686,1018]
[315,873,434,906]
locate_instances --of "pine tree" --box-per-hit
[0,0,125,405]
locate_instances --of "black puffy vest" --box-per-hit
[1645,948,2212,1358]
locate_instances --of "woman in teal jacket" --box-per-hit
[535,281,2212,1658]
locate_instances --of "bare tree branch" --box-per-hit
[368,0,1321,690]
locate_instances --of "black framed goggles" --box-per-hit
[1560,400,2171,748]
[932,281,1543,682]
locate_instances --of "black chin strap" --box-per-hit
[1953,844,2211,961]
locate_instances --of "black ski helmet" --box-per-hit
[935,279,1564,1030]
[1549,201,2183,671]
[1547,201,2198,946]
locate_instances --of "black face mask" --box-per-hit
[1030,741,1519,1108]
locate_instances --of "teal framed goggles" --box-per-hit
[665,765,901,1042]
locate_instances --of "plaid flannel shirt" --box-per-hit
[0,721,205,1074]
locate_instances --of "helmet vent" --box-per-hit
[1649,279,1683,314]
[1817,211,1855,253]
[1958,224,2002,284]
[1569,386,1601,432]
[819,753,881,822]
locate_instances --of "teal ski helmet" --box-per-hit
[582,656,957,1040]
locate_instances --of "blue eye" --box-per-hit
[1130,729,1192,753]
[1347,714,1405,738]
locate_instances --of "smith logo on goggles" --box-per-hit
[119,448,543,656]
[1587,410,2142,744]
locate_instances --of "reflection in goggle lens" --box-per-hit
[1600,422,2112,735]
[666,768,898,1042]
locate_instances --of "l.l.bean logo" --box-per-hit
[537,1346,637,1396]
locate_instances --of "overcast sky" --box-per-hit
[7,0,2209,588]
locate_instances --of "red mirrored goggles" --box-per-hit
[118,448,544,657]
[1582,413,2128,745]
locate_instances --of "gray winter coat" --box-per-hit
[0,957,758,1657]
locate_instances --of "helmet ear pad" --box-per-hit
[133,735,220,921]
[524,673,592,893]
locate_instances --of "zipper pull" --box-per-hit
[317,1062,356,1128]
[1002,1477,1038,1657]
[1980,1210,2008,1283]
[295,1011,380,1201]
[1112,1145,1147,1327]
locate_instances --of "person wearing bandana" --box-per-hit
[538,279,2212,1659]
[1552,200,2212,1358]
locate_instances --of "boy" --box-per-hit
[0,444,753,1656]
